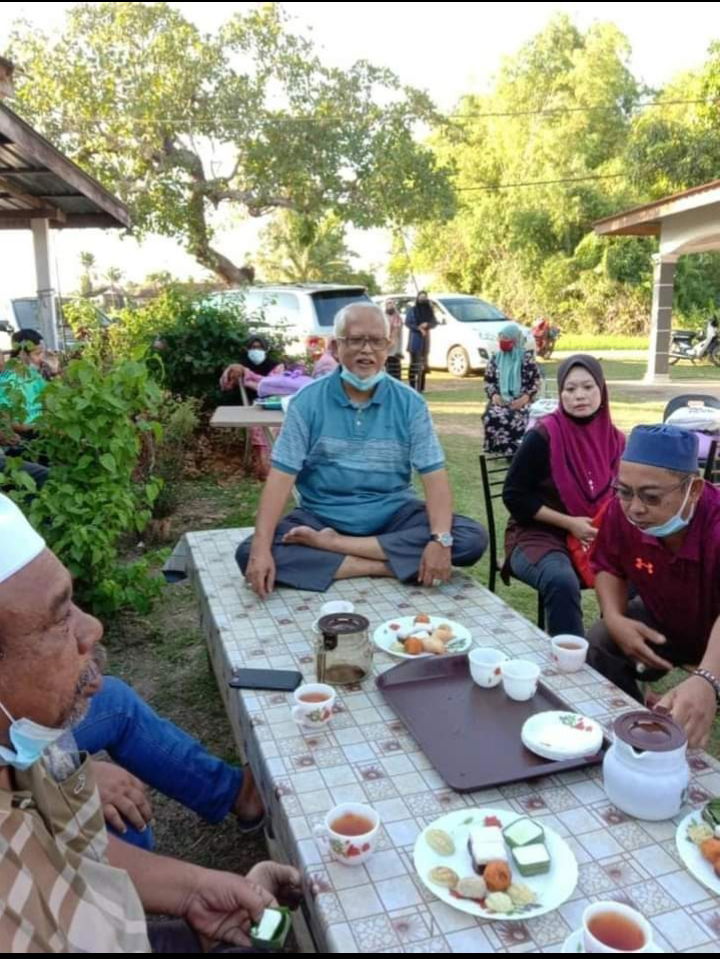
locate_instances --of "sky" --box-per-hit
[1,0,719,298]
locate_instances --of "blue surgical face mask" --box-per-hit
[340,367,386,392]
[0,700,65,770]
[631,481,696,539]
[247,349,266,366]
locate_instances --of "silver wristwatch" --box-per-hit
[430,532,454,548]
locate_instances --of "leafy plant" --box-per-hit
[146,395,200,519]
[106,288,288,408]
[3,358,165,615]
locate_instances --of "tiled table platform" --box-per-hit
[173,529,720,954]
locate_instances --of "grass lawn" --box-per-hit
[105,354,720,871]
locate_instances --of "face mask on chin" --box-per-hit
[0,700,65,771]
[627,481,696,539]
[340,367,386,392]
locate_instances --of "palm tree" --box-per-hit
[257,212,349,283]
[79,251,96,298]
[104,266,124,307]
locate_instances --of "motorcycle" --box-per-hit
[669,317,720,366]
[531,317,560,359]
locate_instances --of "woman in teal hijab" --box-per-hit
[482,322,541,456]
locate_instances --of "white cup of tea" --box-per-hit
[314,802,380,866]
[468,647,507,688]
[582,901,654,953]
[292,683,336,728]
[501,659,541,702]
[551,635,589,673]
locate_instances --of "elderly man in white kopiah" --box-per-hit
[0,493,301,953]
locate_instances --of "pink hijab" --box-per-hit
[542,354,625,517]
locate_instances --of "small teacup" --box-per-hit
[314,802,380,866]
[502,659,541,702]
[551,635,589,673]
[582,901,654,954]
[292,683,336,728]
[468,647,507,688]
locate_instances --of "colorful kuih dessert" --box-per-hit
[502,817,545,849]
[390,614,457,656]
[468,825,507,874]
[687,797,720,879]
[511,842,551,877]
[250,907,291,950]
[425,814,548,915]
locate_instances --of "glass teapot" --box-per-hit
[315,613,373,686]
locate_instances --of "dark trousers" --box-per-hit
[147,919,259,953]
[236,500,488,592]
[510,547,584,637]
[586,597,695,702]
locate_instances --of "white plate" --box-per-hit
[372,615,472,660]
[676,810,720,896]
[562,928,664,953]
[413,807,577,920]
[521,711,604,762]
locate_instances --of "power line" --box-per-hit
[53,97,716,129]
[446,97,714,120]
[457,173,626,191]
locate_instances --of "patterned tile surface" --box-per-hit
[175,530,720,953]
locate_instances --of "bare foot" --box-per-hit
[282,525,338,549]
[233,765,265,824]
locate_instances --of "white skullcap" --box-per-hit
[0,493,45,584]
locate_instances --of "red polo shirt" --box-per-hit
[591,483,720,663]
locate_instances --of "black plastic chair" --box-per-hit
[479,452,546,629]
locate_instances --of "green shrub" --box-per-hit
[106,287,286,408]
[2,357,165,615]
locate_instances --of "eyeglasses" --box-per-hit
[337,336,391,351]
[611,478,690,508]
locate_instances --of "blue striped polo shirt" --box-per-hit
[271,369,445,535]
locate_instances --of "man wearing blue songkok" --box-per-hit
[588,424,720,748]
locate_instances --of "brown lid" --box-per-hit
[613,708,687,752]
[318,613,370,636]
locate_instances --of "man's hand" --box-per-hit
[247,862,303,910]
[658,676,717,749]
[245,545,276,599]
[606,615,673,671]
[418,541,452,587]
[183,869,276,947]
[92,760,153,835]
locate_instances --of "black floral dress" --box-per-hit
[482,352,542,456]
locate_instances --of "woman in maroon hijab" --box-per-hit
[502,355,625,636]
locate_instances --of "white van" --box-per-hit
[208,284,373,354]
[374,292,534,376]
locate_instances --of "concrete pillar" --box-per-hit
[30,217,59,350]
[643,252,678,384]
